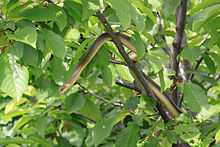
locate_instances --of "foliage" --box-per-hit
[0,0,220,146]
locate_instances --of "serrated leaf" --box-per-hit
[9,26,37,48]
[44,29,66,59]
[0,54,29,99]
[183,82,208,112]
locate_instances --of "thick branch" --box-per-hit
[171,0,188,104]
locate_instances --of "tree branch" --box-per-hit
[77,83,124,108]
[115,79,171,122]
[171,0,188,104]
[116,79,141,92]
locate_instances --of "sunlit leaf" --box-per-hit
[0,54,29,99]
[8,26,37,48]
[183,82,208,112]
[44,29,66,59]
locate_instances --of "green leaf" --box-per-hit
[197,104,220,121]
[21,5,56,22]
[64,0,82,22]
[183,82,208,112]
[79,98,102,121]
[101,66,113,86]
[65,93,86,112]
[0,54,29,99]
[130,0,156,23]
[189,0,220,15]
[162,0,180,18]
[5,98,27,113]
[12,116,32,130]
[215,129,220,144]
[0,33,9,48]
[22,45,42,67]
[8,42,24,59]
[203,53,216,74]
[57,137,72,147]
[131,32,145,60]
[174,123,201,143]
[116,123,139,147]
[9,26,37,48]
[64,28,80,43]
[158,70,165,91]
[182,48,201,63]
[192,4,220,31]
[107,0,131,28]
[44,29,66,59]
[29,134,53,147]
[115,65,133,82]
[50,57,66,84]
[130,5,145,32]
[92,111,128,146]
[54,8,67,32]
[0,138,34,145]
[2,109,29,122]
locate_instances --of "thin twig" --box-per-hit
[115,79,141,92]
[109,59,127,66]
[190,48,209,80]
[77,83,124,108]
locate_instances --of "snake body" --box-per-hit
[59,32,180,117]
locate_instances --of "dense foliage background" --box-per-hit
[0,0,220,146]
